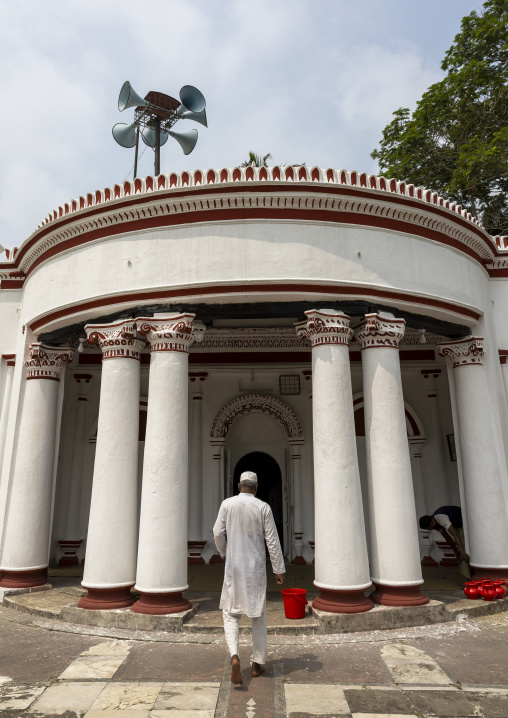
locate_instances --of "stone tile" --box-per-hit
[115,643,225,682]
[154,682,220,710]
[343,688,413,714]
[405,689,478,716]
[463,691,508,717]
[58,655,128,680]
[80,641,131,656]
[90,681,163,710]
[350,714,416,718]
[84,711,149,718]
[285,683,351,715]
[0,682,46,710]
[29,680,107,715]
[151,712,215,718]
[380,643,453,685]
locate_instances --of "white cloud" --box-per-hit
[0,0,477,249]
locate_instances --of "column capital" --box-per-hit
[26,343,73,381]
[136,313,205,353]
[437,337,484,368]
[2,354,16,367]
[85,319,146,361]
[354,313,405,350]
[295,309,352,347]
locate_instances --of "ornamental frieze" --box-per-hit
[210,393,303,440]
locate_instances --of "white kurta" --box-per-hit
[213,493,285,617]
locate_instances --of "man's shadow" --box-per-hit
[235,653,323,688]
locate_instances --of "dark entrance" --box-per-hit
[233,451,284,552]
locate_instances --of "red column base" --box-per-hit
[0,568,48,588]
[209,554,224,564]
[312,588,374,614]
[472,567,508,581]
[58,540,83,567]
[78,586,135,610]
[131,591,192,615]
[292,555,307,566]
[371,583,429,606]
[421,556,438,567]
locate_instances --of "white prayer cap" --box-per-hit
[239,471,258,486]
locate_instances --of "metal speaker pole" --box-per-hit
[168,128,198,155]
[178,107,208,127]
[133,125,140,179]
[178,85,206,113]
[154,119,161,176]
[112,122,138,148]
[141,126,169,148]
[118,81,149,112]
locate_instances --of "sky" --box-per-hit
[0,0,482,250]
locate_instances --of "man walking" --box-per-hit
[213,471,285,685]
[419,505,469,562]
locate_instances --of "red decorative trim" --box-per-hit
[26,371,60,381]
[1,354,15,363]
[4,181,495,281]
[131,591,192,615]
[189,372,208,381]
[73,373,92,382]
[421,368,441,378]
[313,588,374,614]
[421,556,438,567]
[370,583,429,606]
[0,279,25,289]
[188,540,206,565]
[0,568,48,588]
[292,555,307,566]
[30,282,481,333]
[78,586,135,610]
[209,554,224,564]
[58,539,83,566]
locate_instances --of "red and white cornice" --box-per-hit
[1,166,505,283]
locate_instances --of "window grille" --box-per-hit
[279,374,300,395]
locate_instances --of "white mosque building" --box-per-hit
[0,165,507,615]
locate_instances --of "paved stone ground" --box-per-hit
[0,603,507,717]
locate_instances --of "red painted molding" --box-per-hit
[31,282,480,333]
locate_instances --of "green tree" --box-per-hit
[371,0,508,235]
[241,152,272,168]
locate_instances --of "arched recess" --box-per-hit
[210,393,303,441]
[209,393,304,562]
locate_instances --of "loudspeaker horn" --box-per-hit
[168,128,198,155]
[178,85,206,113]
[178,107,208,128]
[141,126,169,148]
[112,122,138,148]
[118,81,149,112]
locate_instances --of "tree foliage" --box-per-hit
[241,151,273,167]
[371,0,508,235]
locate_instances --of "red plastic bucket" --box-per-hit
[282,588,308,619]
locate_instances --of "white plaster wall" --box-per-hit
[0,290,22,398]
[20,220,490,332]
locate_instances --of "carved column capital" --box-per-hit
[85,319,146,361]
[136,313,205,353]
[295,309,353,346]
[437,337,484,368]
[25,343,73,381]
[354,313,406,349]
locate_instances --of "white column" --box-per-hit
[133,313,205,614]
[209,438,225,564]
[289,439,305,564]
[355,313,427,606]
[0,344,73,588]
[79,321,144,610]
[500,355,508,407]
[420,369,451,506]
[296,309,373,613]
[0,355,16,479]
[58,374,92,566]
[188,372,207,564]
[438,338,508,579]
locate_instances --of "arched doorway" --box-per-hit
[233,451,284,551]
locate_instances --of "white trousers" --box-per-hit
[222,609,267,665]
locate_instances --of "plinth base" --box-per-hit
[209,554,224,564]
[78,586,135,610]
[59,556,79,567]
[131,591,192,615]
[421,556,438,567]
[188,557,205,565]
[292,555,307,566]
[473,567,508,581]
[313,588,374,614]
[371,583,429,606]
[0,568,48,588]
